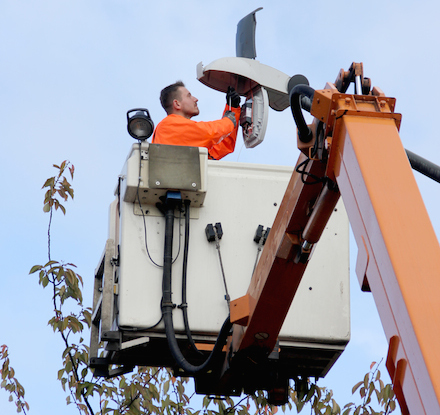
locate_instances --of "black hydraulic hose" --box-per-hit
[161,203,232,374]
[162,206,175,310]
[289,84,315,143]
[289,83,440,183]
[300,95,313,112]
[406,149,440,184]
[181,200,203,355]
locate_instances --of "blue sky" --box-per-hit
[1,1,440,413]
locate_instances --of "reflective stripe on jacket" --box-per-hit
[152,105,240,160]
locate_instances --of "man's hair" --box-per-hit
[160,81,185,114]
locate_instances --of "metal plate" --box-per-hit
[148,144,201,191]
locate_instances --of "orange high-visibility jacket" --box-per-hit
[152,105,241,160]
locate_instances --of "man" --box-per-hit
[152,81,241,160]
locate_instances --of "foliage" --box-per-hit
[342,361,397,415]
[2,161,399,414]
[28,161,197,415]
[42,160,74,216]
[0,345,29,413]
[283,361,396,415]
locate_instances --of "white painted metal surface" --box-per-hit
[197,58,291,111]
[113,144,350,348]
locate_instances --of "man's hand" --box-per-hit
[226,86,241,108]
[223,110,237,127]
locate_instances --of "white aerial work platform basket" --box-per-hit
[90,142,349,391]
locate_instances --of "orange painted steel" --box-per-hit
[333,114,440,414]
[226,81,440,413]
[229,153,329,354]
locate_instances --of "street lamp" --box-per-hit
[126,108,154,140]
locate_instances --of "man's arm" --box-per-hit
[153,113,236,148]
[208,105,241,160]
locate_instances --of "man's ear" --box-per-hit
[172,99,181,111]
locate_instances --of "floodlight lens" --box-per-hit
[130,116,153,138]
[126,109,154,140]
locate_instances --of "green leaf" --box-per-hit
[29,265,42,274]
[66,186,74,200]
[43,203,51,213]
[202,396,211,408]
[363,373,369,389]
[42,177,55,189]
[295,400,305,412]
[332,399,341,414]
[57,369,65,380]
[42,276,49,287]
[352,381,363,395]
[389,400,396,411]
[383,384,391,402]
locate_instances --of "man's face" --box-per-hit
[176,87,199,118]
